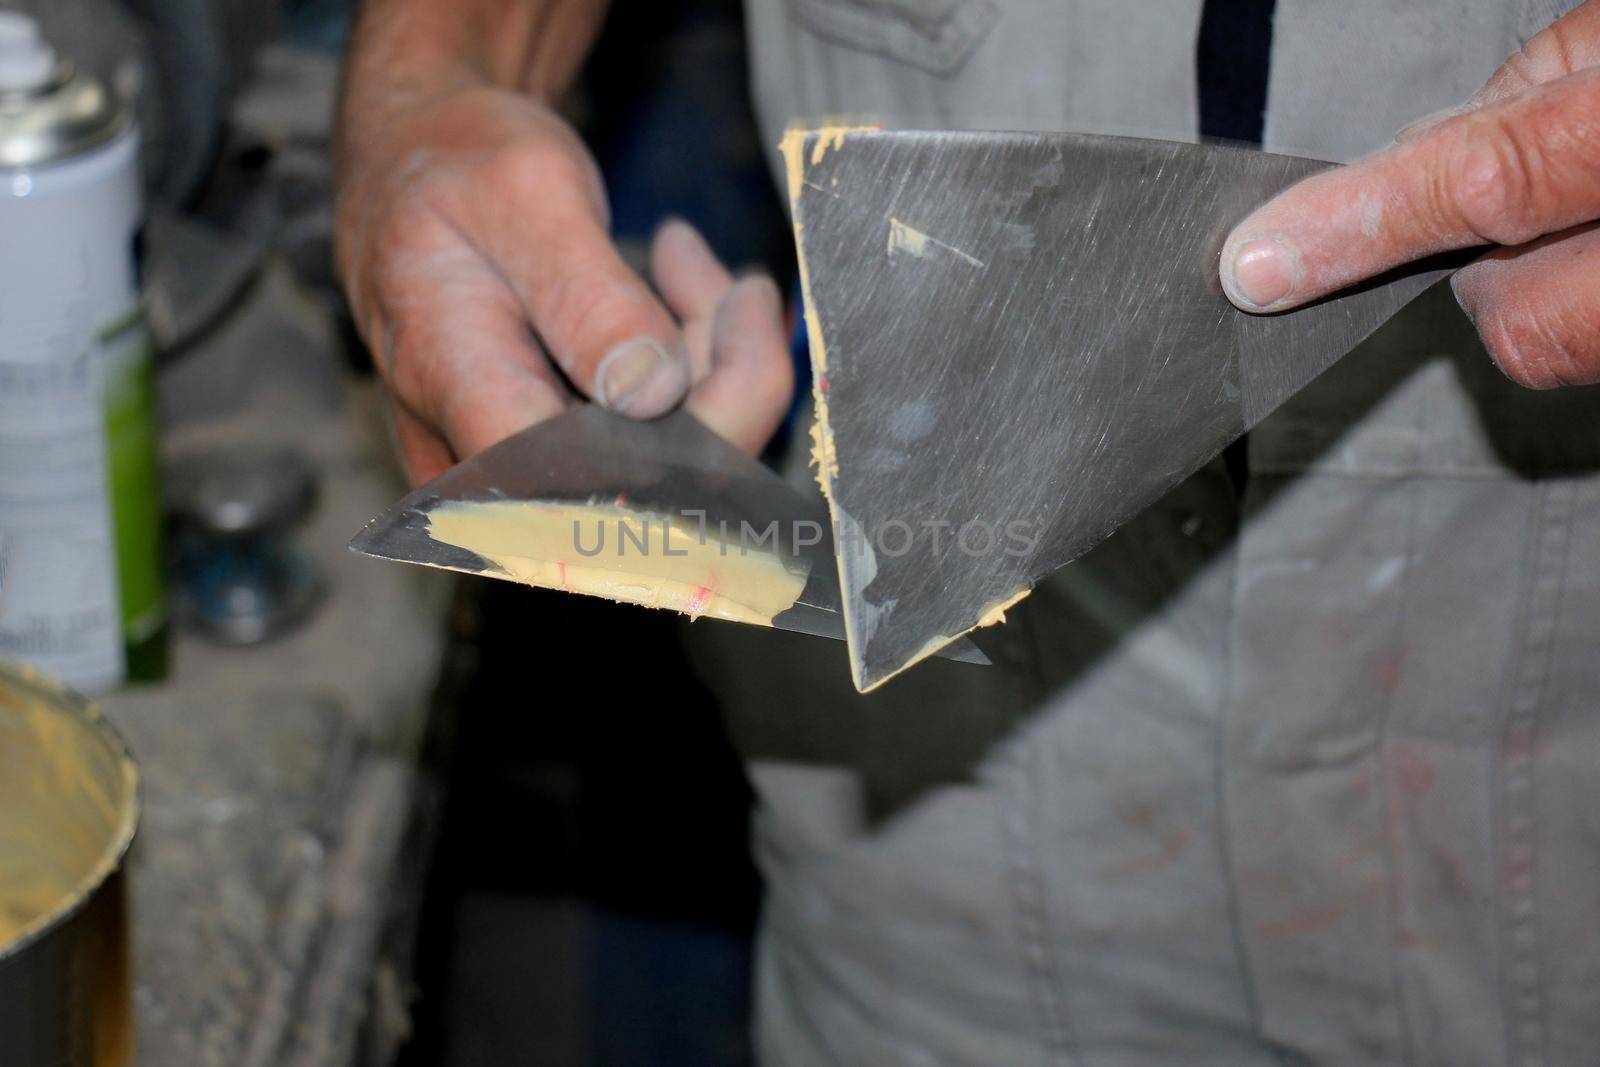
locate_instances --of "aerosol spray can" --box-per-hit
[0,12,166,693]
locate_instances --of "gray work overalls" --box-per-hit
[686,2,1600,1062]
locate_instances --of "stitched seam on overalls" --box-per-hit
[1001,738,1079,1067]
[1213,532,1296,1067]
[1376,473,1427,1067]
[1498,480,1573,1067]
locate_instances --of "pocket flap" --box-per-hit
[783,0,1000,76]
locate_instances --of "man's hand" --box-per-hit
[1219,0,1600,389]
[335,0,793,485]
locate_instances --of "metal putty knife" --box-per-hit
[783,128,1466,691]
[349,404,989,666]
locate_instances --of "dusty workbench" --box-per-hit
[98,257,455,1066]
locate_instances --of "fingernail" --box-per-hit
[1395,102,1473,144]
[1224,237,1299,310]
[654,217,709,262]
[736,272,783,312]
[595,336,687,415]
[654,215,692,242]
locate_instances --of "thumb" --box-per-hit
[1220,65,1600,313]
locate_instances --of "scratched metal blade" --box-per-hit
[350,405,988,665]
[788,128,1464,690]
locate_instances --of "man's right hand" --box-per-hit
[335,9,793,485]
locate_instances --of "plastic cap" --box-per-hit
[0,12,57,93]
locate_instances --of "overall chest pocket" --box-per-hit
[783,0,1001,75]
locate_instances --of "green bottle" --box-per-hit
[102,306,168,681]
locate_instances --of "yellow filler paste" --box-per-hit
[0,665,138,950]
[425,500,808,627]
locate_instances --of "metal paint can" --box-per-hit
[0,660,140,1066]
[0,12,166,694]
